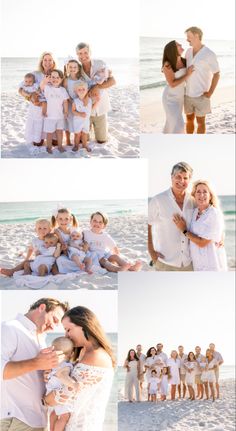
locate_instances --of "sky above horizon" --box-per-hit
[118,272,235,365]
[0,159,147,202]
[141,135,235,197]
[0,290,117,333]
[1,0,139,58]
[140,0,235,40]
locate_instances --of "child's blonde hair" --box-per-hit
[44,233,59,243]
[35,218,52,228]
[74,80,88,92]
[51,208,79,228]
[52,336,74,355]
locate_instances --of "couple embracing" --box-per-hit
[162,26,220,134]
[1,298,114,431]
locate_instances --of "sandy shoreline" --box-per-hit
[118,378,235,431]
[140,85,235,134]
[0,214,149,289]
[1,85,139,158]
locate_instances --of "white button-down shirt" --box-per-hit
[1,314,47,427]
[148,188,195,267]
[185,46,220,97]
[81,59,111,116]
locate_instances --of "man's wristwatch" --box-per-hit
[183,229,188,236]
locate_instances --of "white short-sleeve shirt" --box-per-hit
[185,46,220,97]
[83,229,116,254]
[213,351,223,363]
[44,85,69,119]
[81,59,111,116]
[189,206,227,271]
[148,188,195,267]
[178,353,188,374]
[0,314,47,427]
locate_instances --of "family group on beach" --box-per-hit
[124,343,223,403]
[19,43,115,154]
[162,26,220,134]
[1,297,115,431]
[148,161,228,271]
[0,208,142,278]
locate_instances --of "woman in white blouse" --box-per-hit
[167,350,180,400]
[173,180,227,271]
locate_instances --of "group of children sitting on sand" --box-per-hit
[19,59,108,153]
[1,208,142,277]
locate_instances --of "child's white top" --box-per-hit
[74,97,92,115]
[19,82,40,94]
[83,229,116,253]
[31,237,45,253]
[46,361,74,393]
[56,228,71,244]
[44,85,69,119]
[38,245,56,257]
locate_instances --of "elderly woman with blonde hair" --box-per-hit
[173,180,227,271]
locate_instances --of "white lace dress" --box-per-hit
[162,68,186,134]
[64,363,113,431]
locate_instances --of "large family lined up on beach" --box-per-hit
[1,298,114,431]
[162,26,220,134]
[19,42,115,153]
[0,209,142,278]
[124,343,223,403]
[148,161,227,271]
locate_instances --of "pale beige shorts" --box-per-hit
[195,374,202,385]
[184,95,211,117]
[90,114,108,142]
[0,418,45,431]
[154,260,193,272]
[180,373,186,383]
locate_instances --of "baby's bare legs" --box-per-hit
[38,264,48,277]
[54,413,71,431]
[73,132,81,151]
[56,130,65,152]
[84,256,93,274]
[49,411,58,431]
[47,133,53,153]
[71,255,85,271]
[82,131,91,152]
[23,261,32,275]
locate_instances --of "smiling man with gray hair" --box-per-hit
[148,161,194,271]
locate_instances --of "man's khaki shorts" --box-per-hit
[90,114,108,142]
[154,260,193,272]
[184,95,211,117]
[0,418,45,431]
[195,374,202,385]
[215,367,220,383]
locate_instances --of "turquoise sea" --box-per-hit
[140,37,235,91]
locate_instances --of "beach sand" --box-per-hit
[140,86,235,134]
[1,85,139,158]
[118,379,235,431]
[0,214,149,290]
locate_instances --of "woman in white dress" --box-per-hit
[162,40,194,133]
[173,180,228,271]
[167,350,180,400]
[124,349,140,402]
[205,349,218,401]
[184,352,197,400]
[44,306,114,431]
[19,52,57,146]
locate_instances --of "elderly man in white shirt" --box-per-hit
[209,343,224,399]
[76,42,116,144]
[148,161,194,271]
[184,26,220,134]
[1,298,68,431]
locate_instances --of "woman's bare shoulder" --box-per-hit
[82,348,113,368]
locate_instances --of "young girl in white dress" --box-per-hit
[63,60,82,146]
[184,352,197,400]
[40,69,69,153]
[148,369,160,402]
[160,366,171,401]
[162,40,194,134]
[124,349,140,402]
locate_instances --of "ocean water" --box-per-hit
[140,37,235,91]
[46,332,117,431]
[1,57,138,94]
[118,364,235,395]
[0,199,147,224]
